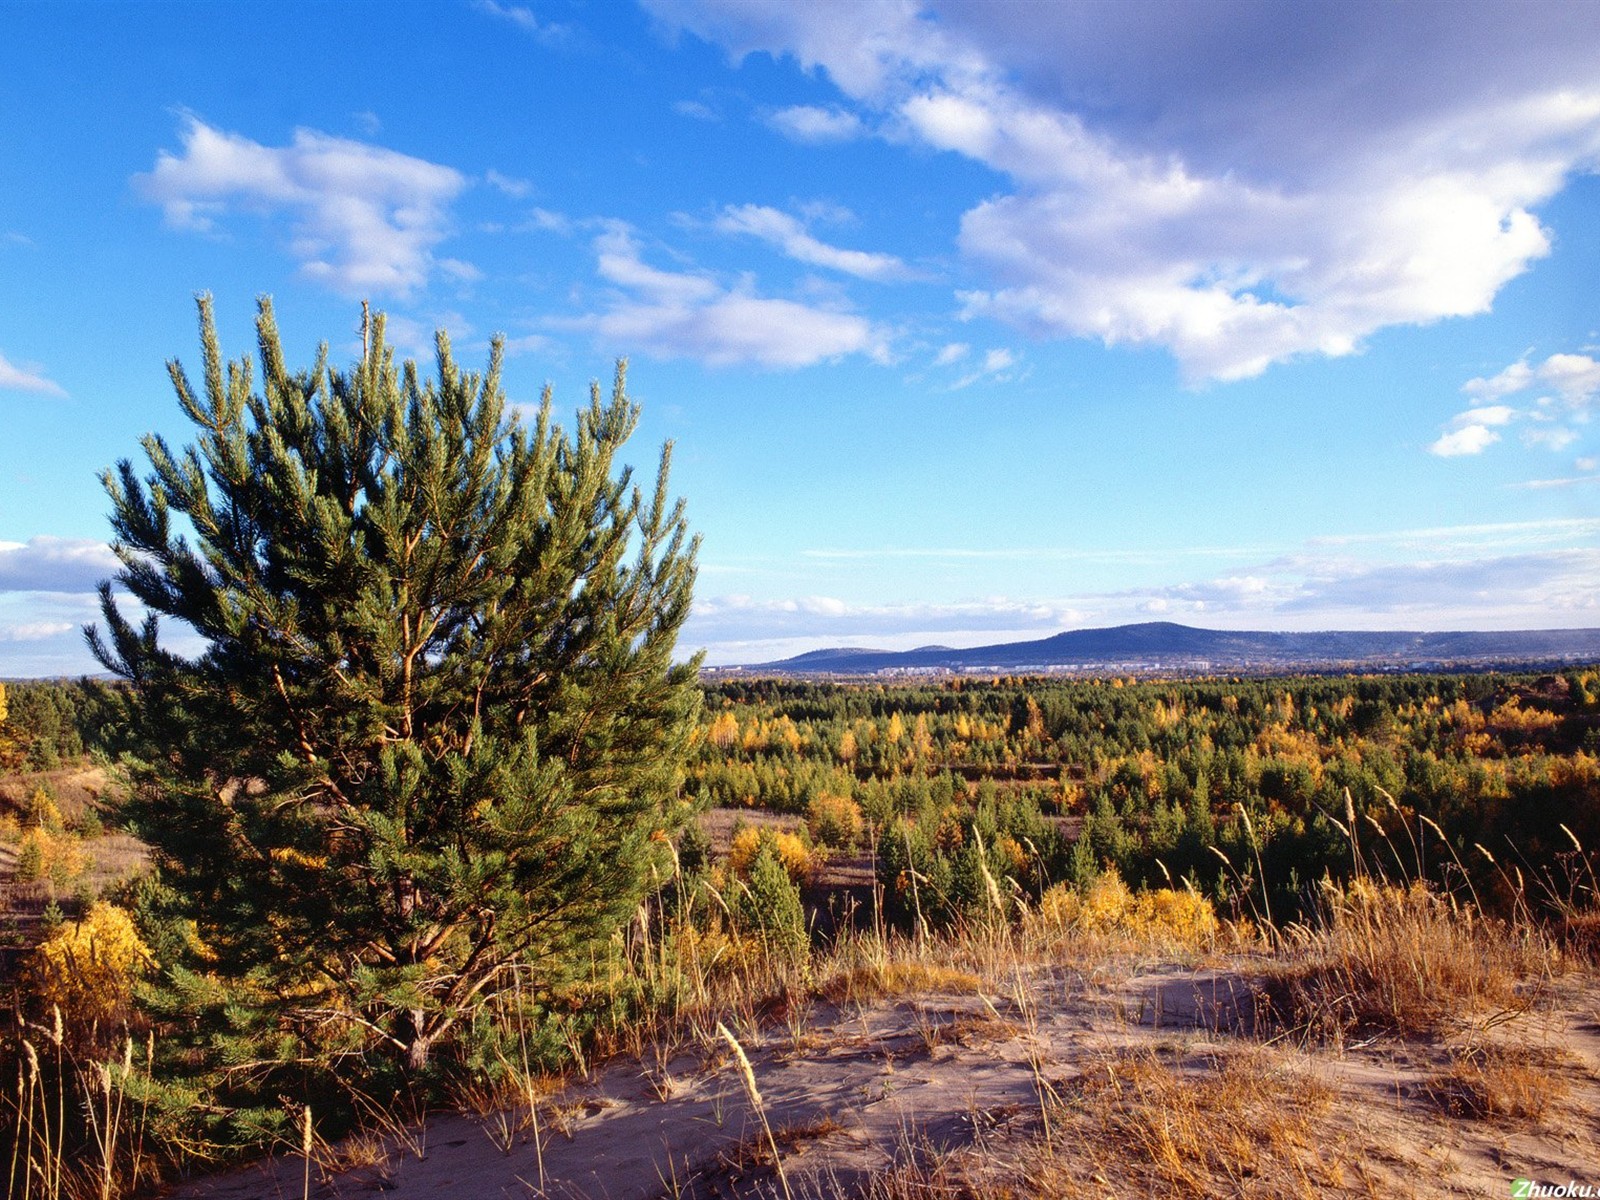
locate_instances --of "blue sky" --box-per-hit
[2,0,1600,674]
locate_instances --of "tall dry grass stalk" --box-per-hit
[716,1022,791,1200]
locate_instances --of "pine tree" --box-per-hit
[89,296,701,1079]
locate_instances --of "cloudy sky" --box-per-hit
[3,0,1600,674]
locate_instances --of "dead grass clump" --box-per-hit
[1272,879,1558,1038]
[819,959,983,1004]
[1043,1048,1343,1197]
[1426,1043,1573,1125]
[866,1047,1358,1200]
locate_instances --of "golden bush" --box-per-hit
[727,827,813,883]
[806,793,862,849]
[31,901,154,1032]
[1033,869,1218,948]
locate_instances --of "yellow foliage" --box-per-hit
[727,826,813,883]
[772,715,804,753]
[16,826,84,884]
[707,709,741,750]
[806,792,863,849]
[996,834,1027,876]
[32,902,154,1031]
[1489,696,1561,732]
[269,845,330,870]
[886,712,905,744]
[1033,869,1218,948]
[28,787,66,834]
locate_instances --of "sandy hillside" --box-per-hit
[171,959,1600,1200]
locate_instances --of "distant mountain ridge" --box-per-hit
[738,622,1600,676]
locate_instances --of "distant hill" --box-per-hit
[733,622,1600,676]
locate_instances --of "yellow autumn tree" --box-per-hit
[31,902,154,1038]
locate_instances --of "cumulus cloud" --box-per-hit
[1465,352,1600,411]
[933,342,969,366]
[646,0,1600,381]
[1435,349,1600,459]
[136,116,469,297]
[562,223,890,367]
[713,204,914,280]
[767,104,866,143]
[0,537,119,593]
[0,352,65,397]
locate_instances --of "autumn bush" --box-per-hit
[728,825,815,883]
[806,792,863,849]
[1030,868,1219,950]
[28,902,154,1038]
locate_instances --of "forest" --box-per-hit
[689,669,1600,928]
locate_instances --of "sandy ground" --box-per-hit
[169,961,1600,1200]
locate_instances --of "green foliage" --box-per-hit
[735,845,808,964]
[699,669,1600,929]
[88,297,700,1126]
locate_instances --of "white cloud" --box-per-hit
[647,1,1600,381]
[950,344,1020,389]
[0,352,66,397]
[767,104,865,143]
[563,224,890,367]
[472,0,572,46]
[713,204,914,281]
[1440,349,1599,459]
[136,116,469,298]
[485,168,532,198]
[1306,517,1600,552]
[525,207,573,236]
[933,342,969,366]
[1452,405,1517,428]
[674,99,720,122]
[1466,352,1600,410]
[0,537,120,593]
[0,621,75,643]
[1511,474,1600,490]
[1523,426,1580,451]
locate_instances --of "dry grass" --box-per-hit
[819,957,984,1005]
[1265,879,1560,1039]
[1044,1047,1349,1197]
[1426,1042,1575,1125]
[863,1046,1376,1200]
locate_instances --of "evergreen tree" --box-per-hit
[90,297,700,1080]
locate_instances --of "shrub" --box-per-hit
[734,846,808,965]
[806,792,863,849]
[728,826,814,883]
[1032,868,1218,948]
[30,901,154,1038]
